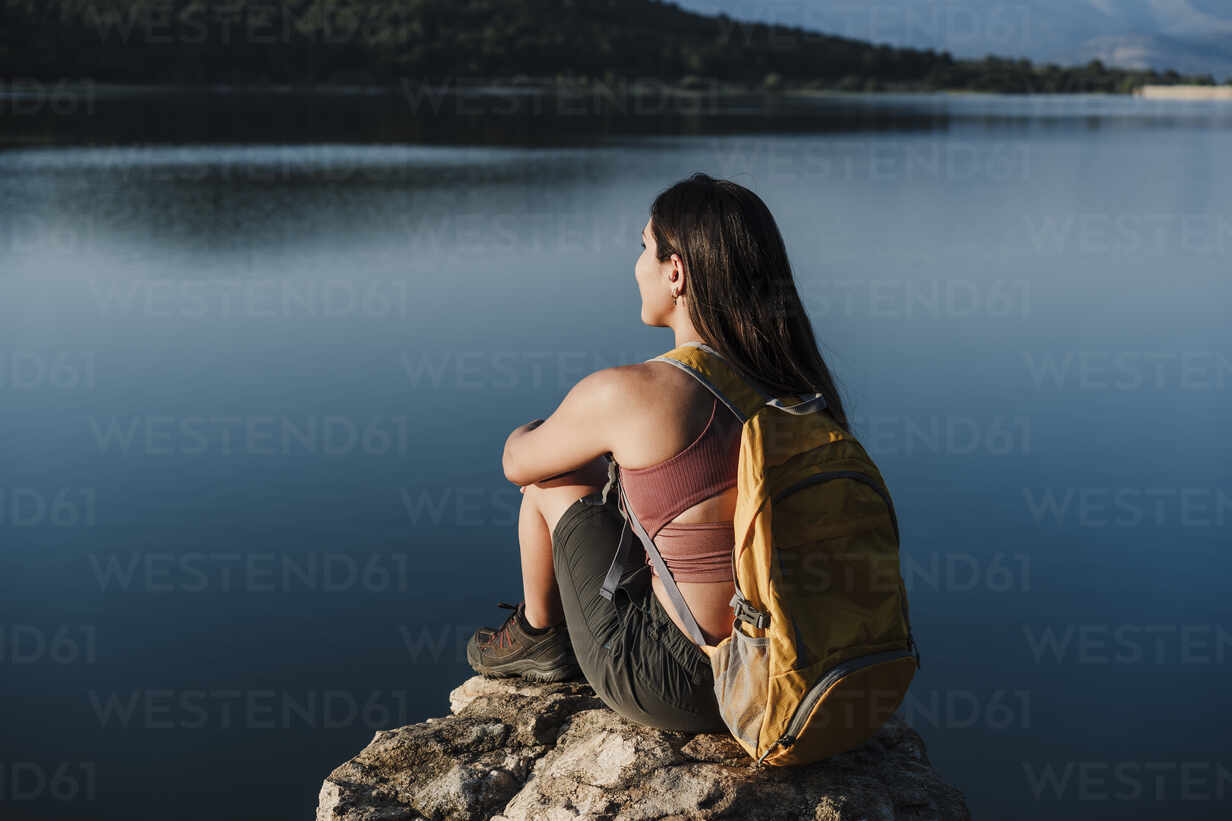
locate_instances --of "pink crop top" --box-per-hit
[618,396,742,583]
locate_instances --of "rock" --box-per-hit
[317,676,970,821]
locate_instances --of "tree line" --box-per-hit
[1,0,1222,92]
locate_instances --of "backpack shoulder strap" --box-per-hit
[649,341,828,419]
[617,475,709,646]
[647,341,765,422]
[615,342,772,646]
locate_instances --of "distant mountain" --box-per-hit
[676,0,1232,80]
[0,0,1221,90]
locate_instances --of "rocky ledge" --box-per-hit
[316,676,970,820]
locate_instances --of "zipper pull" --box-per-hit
[756,734,795,765]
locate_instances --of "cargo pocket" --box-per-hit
[710,626,769,749]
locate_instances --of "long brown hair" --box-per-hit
[649,172,848,430]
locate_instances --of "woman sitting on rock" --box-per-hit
[466,172,848,733]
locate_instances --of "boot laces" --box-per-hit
[484,601,520,650]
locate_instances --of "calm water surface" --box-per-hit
[1,91,1229,820]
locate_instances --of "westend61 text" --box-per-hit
[89,552,415,593]
[0,763,97,802]
[88,416,408,456]
[1024,624,1231,665]
[0,79,96,116]
[0,352,96,390]
[1024,760,1231,801]
[88,690,415,730]
[0,489,96,527]
[88,277,413,319]
[0,626,97,664]
[84,3,393,45]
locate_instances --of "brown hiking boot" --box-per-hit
[466,601,581,683]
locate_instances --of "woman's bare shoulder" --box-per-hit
[601,360,697,408]
[600,360,716,465]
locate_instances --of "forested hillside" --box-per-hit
[0,0,1218,91]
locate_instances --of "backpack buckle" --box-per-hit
[730,593,770,630]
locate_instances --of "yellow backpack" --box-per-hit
[601,340,919,765]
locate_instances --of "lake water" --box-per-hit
[2,90,1230,820]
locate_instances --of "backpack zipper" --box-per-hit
[771,470,898,534]
[750,469,920,766]
[754,648,914,764]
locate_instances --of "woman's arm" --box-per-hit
[502,367,623,487]
[508,419,547,491]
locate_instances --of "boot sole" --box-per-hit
[467,643,582,683]
[473,660,582,683]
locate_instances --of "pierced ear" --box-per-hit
[670,253,686,279]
